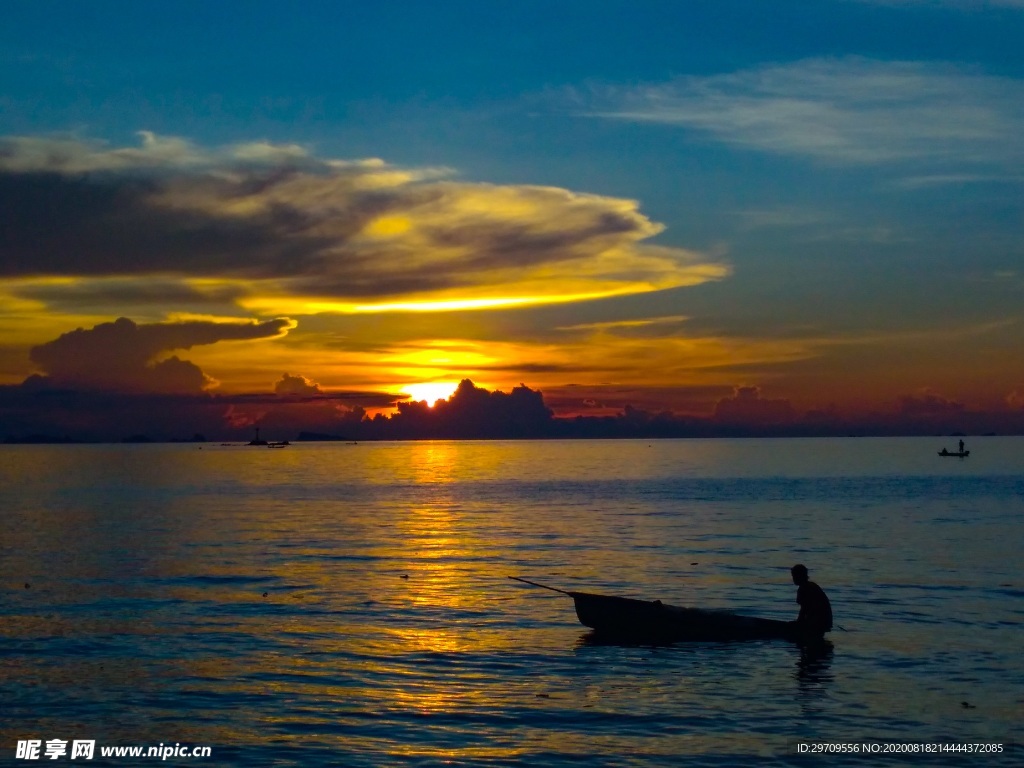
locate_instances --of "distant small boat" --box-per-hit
[509,577,815,643]
[938,449,969,457]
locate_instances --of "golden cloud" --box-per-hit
[1,134,728,317]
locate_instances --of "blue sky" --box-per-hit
[2,0,1023,436]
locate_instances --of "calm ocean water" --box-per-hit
[1,437,1022,766]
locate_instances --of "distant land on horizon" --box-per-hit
[2,379,1018,444]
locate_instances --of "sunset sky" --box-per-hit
[2,1,1024,438]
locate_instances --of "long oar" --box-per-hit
[507,575,574,596]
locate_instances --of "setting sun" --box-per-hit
[403,381,460,405]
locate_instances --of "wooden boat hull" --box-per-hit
[570,591,808,642]
[938,450,969,457]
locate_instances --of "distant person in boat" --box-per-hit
[791,564,833,640]
[959,439,965,454]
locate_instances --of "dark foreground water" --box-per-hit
[1,438,1022,766]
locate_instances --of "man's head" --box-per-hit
[791,564,809,585]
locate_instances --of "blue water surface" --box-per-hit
[1,438,1022,765]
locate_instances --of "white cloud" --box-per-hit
[891,173,1024,188]
[586,58,1024,167]
[0,132,334,175]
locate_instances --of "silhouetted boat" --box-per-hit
[938,449,969,457]
[509,577,809,642]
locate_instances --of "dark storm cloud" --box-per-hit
[542,383,732,418]
[713,386,796,425]
[11,278,249,309]
[273,372,323,396]
[226,390,401,406]
[897,389,966,415]
[0,384,404,443]
[0,168,337,280]
[29,316,293,393]
[0,134,724,306]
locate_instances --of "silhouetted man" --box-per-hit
[791,564,832,640]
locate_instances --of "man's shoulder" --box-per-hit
[802,581,828,597]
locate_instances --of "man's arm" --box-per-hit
[795,584,808,623]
